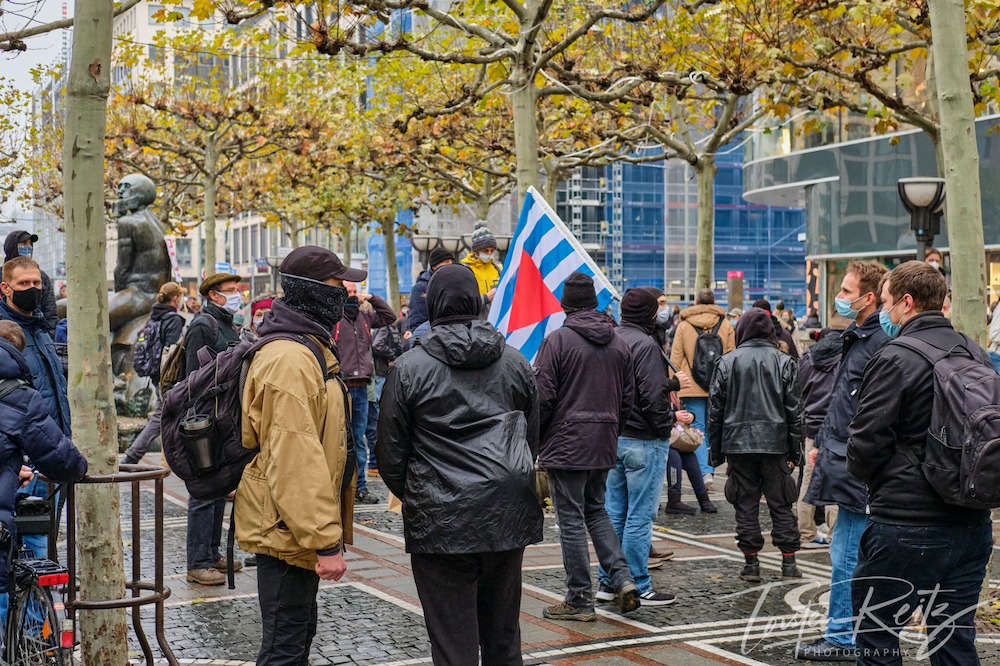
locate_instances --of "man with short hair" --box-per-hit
[184,272,243,586]
[847,261,992,665]
[3,231,57,335]
[796,261,888,662]
[237,246,357,665]
[669,288,736,493]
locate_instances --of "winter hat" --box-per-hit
[470,223,497,251]
[621,288,658,329]
[428,247,455,268]
[560,272,598,311]
[427,264,482,326]
[736,307,778,346]
[251,297,273,316]
[752,298,772,313]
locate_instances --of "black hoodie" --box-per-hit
[796,330,843,439]
[3,231,57,335]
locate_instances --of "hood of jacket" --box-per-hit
[736,308,778,346]
[149,302,178,322]
[258,299,337,364]
[809,331,843,369]
[563,309,614,345]
[0,340,32,382]
[680,303,726,330]
[418,320,505,369]
[3,232,25,262]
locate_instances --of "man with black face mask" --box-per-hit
[3,231,57,335]
[333,282,396,504]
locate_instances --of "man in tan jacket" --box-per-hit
[669,289,736,495]
[236,246,362,665]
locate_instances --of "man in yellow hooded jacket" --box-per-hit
[461,223,502,298]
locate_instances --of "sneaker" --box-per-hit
[186,568,226,586]
[649,543,674,569]
[801,536,831,549]
[615,581,641,613]
[596,583,615,602]
[639,590,676,606]
[794,638,858,661]
[213,557,243,573]
[740,562,761,583]
[703,473,714,489]
[355,489,380,505]
[542,602,596,622]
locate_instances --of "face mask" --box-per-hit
[252,315,265,328]
[834,294,865,319]
[221,292,243,314]
[10,287,41,313]
[928,261,940,269]
[879,302,901,338]
[280,274,348,330]
[477,251,493,263]
[655,307,672,326]
[16,245,32,258]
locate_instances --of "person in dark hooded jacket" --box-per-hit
[377,263,542,666]
[752,299,799,359]
[0,321,87,624]
[408,247,454,333]
[3,232,57,336]
[708,307,803,583]
[534,272,639,622]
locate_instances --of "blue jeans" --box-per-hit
[826,507,867,648]
[348,385,370,493]
[186,497,225,570]
[852,520,992,665]
[599,437,669,594]
[684,397,713,476]
[366,376,386,469]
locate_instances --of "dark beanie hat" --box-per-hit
[470,223,497,251]
[428,247,455,268]
[560,272,598,311]
[621,288,658,328]
[752,298,772,313]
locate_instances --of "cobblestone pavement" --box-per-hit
[105,458,1000,665]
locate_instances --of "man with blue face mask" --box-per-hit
[796,261,888,662]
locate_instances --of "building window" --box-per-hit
[175,238,192,267]
[251,225,259,260]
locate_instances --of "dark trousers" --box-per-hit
[186,497,225,570]
[668,447,708,496]
[852,521,992,666]
[724,454,799,554]
[411,549,525,666]
[256,554,319,666]
[124,392,162,464]
[366,398,379,469]
[548,469,631,608]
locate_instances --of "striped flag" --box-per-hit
[488,187,619,363]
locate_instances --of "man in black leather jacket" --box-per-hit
[708,307,803,582]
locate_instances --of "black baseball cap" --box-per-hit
[15,231,38,244]
[280,246,367,283]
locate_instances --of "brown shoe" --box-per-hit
[213,557,243,573]
[542,602,596,622]
[186,568,226,586]
[650,543,675,561]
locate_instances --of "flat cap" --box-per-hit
[280,246,366,283]
[199,272,242,296]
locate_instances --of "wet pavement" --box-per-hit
[99,459,1000,665]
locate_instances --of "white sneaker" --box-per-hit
[703,473,714,489]
[802,536,831,549]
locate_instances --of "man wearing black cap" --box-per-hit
[237,246,360,664]
[408,247,454,334]
[533,272,641,620]
[184,271,245,586]
[377,263,541,664]
[753,298,799,359]
[3,231,57,335]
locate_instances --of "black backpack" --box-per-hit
[891,335,1000,509]
[133,317,167,379]
[691,316,724,391]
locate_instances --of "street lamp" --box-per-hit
[494,234,512,263]
[266,245,292,292]
[411,234,437,268]
[898,177,946,260]
[439,236,462,254]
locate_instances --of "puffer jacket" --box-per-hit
[334,295,396,384]
[617,322,676,440]
[376,320,543,554]
[0,301,70,435]
[708,338,803,466]
[236,301,355,571]
[408,269,432,332]
[797,330,843,439]
[669,303,736,398]
[0,340,87,593]
[805,312,888,513]
[535,310,633,469]
[460,254,501,296]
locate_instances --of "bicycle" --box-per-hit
[3,492,73,666]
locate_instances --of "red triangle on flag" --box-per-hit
[508,249,564,332]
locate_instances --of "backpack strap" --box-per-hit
[889,335,967,365]
[709,315,724,336]
[0,378,28,402]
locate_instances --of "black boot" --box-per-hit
[740,553,761,582]
[782,553,802,579]
[664,489,697,515]
[696,493,718,513]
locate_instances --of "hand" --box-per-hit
[315,553,347,581]
[403,330,412,340]
[675,410,695,425]
[809,448,819,467]
[486,288,497,303]
[675,371,693,391]
[18,465,33,488]
[359,293,372,303]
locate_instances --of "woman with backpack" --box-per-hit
[121,282,185,465]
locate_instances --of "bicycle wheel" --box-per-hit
[6,581,65,666]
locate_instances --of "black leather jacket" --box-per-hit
[708,338,803,466]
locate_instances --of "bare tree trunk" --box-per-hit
[62,0,128,661]
[476,171,492,220]
[541,159,560,207]
[693,156,717,291]
[381,217,400,312]
[203,136,218,271]
[511,63,540,203]
[340,226,352,266]
[929,0,987,346]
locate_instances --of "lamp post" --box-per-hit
[898,177,946,261]
[411,234,437,268]
[265,245,292,292]
[494,234,512,264]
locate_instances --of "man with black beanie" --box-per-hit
[534,272,640,620]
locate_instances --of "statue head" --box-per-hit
[115,174,156,217]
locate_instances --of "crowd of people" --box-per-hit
[0,224,994,666]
